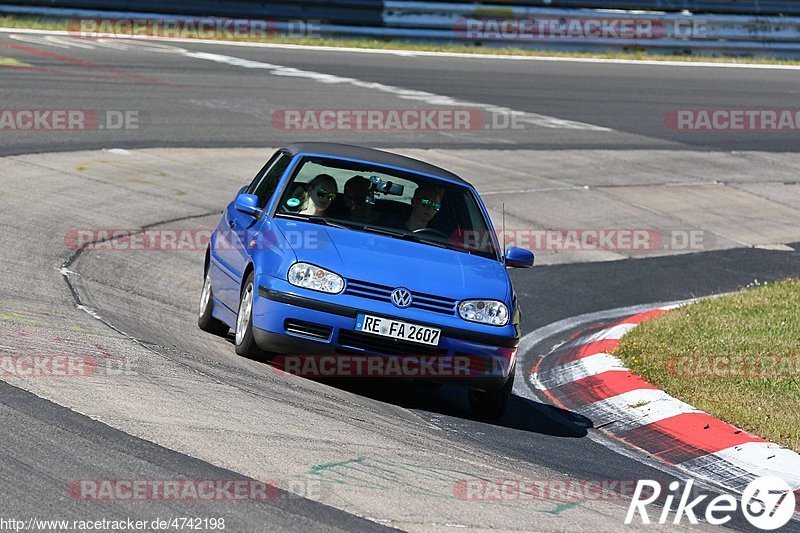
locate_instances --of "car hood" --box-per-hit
[274,219,509,301]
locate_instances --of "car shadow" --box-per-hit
[301,376,592,439]
[502,394,593,436]
[224,335,594,439]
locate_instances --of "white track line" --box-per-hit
[517,300,688,357]
[681,442,800,490]
[181,50,611,131]
[1,28,611,131]
[578,389,702,433]
[536,351,627,389]
[559,322,637,349]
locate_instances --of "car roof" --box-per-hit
[285,142,470,186]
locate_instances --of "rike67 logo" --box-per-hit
[741,477,797,530]
[626,476,796,530]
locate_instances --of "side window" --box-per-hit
[251,152,291,208]
[246,152,279,194]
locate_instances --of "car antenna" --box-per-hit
[502,202,506,253]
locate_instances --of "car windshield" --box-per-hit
[274,155,500,260]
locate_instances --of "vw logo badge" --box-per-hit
[391,288,413,308]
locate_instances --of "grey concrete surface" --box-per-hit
[2,148,710,531]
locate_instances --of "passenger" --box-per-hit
[343,175,379,224]
[404,186,444,231]
[299,174,337,216]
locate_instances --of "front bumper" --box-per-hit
[252,281,519,392]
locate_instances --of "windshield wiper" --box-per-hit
[402,233,449,249]
[359,225,406,238]
[274,212,351,230]
[360,226,449,250]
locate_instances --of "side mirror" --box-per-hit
[234,193,261,216]
[505,246,534,268]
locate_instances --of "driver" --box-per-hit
[343,175,379,224]
[404,186,444,231]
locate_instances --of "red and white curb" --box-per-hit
[530,305,800,509]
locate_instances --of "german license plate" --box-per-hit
[355,314,441,346]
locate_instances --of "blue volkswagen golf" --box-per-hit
[198,143,533,419]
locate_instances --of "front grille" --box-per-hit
[337,330,447,356]
[284,319,333,341]
[344,279,456,315]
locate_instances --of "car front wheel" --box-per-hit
[234,273,262,358]
[468,367,514,420]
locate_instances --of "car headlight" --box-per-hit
[287,262,344,294]
[458,300,509,326]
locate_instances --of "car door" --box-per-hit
[213,151,288,311]
[245,150,294,276]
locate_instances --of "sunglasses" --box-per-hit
[420,198,442,212]
[316,188,336,201]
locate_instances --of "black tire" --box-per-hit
[198,270,229,336]
[234,272,262,358]
[468,367,515,420]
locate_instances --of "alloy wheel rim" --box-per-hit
[199,273,212,318]
[236,283,253,345]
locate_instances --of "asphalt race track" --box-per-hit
[1,30,799,532]
[4,32,800,155]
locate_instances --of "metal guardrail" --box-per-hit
[1,1,385,25]
[398,0,800,16]
[385,2,800,40]
[3,0,800,57]
[382,1,800,56]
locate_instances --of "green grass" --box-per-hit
[615,279,800,451]
[2,14,800,66]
